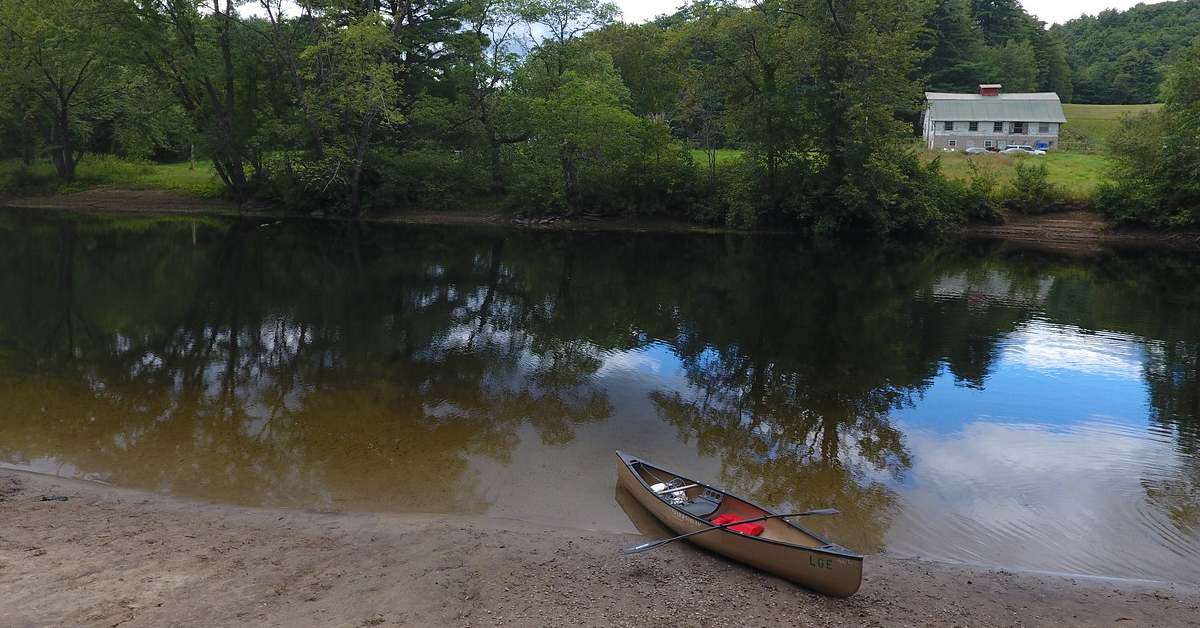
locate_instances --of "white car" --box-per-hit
[1001,145,1046,156]
[963,147,993,155]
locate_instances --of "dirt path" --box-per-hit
[2,470,1196,627]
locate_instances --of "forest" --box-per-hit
[0,0,1198,232]
[1053,0,1200,105]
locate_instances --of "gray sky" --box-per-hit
[614,0,1154,25]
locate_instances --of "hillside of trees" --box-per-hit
[1053,0,1200,105]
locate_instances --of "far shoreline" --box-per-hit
[3,467,1197,627]
[4,187,1200,252]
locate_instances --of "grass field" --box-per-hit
[1062,103,1161,149]
[925,151,1109,201]
[0,156,225,199]
[689,149,744,167]
[928,104,1163,202]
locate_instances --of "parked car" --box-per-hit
[963,147,993,155]
[1001,145,1046,156]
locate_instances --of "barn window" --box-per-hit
[1013,122,1026,134]
[985,140,994,148]
[948,140,957,148]
[993,122,1004,133]
[969,122,979,132]
[943,121,954,131]
[1039,123,1050,134]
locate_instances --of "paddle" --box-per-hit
[622,508,840,555]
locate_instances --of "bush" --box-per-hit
[961,158,1002,223]
[1004,160,1061,213]
[371,146,487,210]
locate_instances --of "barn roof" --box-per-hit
[925,92,1067,123]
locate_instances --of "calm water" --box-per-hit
[1,209,1198,583]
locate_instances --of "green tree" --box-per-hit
[512,50,640,212]
[0,0,135,179]
[131,0,267,202]
[984,39,1039,92]
[301,15,406,216]
[919,0,989,93]
[1053,1,1200,104]
[970,0,1027,45]
[587,22,682,118]
[456,0,529,193]
[1100,41,1200,227]
[1030,28,1072,99]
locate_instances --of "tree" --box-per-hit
[131,0,267,202]
[1053,1,1200,104]
[1030,27,1072,100]
[1099,41,1200,227]
[519,0,619,80]
[919,0,989,93]
[301,15,405,216]
[512,50,641,212]
[984,39,1038,92]
[970,0,1027,45]
[784,0,938,233]
[587,22,682,118]
[684,1,800,213]
[456,0,529,192]
[0,0,133,179]
[1111,49,1161,105]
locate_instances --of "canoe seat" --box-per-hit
[679,494,722,518]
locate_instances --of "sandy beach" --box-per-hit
[1,469,1196,627]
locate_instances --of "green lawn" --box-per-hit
[0,156,225,199]
[927,151,1109,201]
[1062,103,1161,149]
[925,104,1162,201]
[689,149,744,166]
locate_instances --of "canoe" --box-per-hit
[616,450,863,597]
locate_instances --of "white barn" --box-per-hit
[923,84,1068,152]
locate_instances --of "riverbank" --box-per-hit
[2,470,1196,627]
[963,210,1200,254]
[6,187,1200,248]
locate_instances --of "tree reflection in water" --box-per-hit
[0,211,1196,556]
[0,212,614,512]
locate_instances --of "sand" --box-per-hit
[1,470,1196,627]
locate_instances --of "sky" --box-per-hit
[613,0,1154,25]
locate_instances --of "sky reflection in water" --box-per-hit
[0,210,1196,583]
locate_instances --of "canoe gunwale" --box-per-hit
[616,450,862,562]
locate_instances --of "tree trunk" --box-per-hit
[20,117,34,166]
[349,115,375,217]
[763,65,778,213]
[48,105,79,181]
[560,139,580,214]
[213,0,248,204]
[488,132,504,194]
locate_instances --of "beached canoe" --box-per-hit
[616,451,863,597]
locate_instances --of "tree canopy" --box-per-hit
[1052,1,1200,104]
[1,0,1190,236]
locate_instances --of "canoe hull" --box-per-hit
[617,453,863,598]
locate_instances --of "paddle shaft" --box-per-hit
[623,508,839,555]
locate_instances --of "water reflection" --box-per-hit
[0,209,1197,582]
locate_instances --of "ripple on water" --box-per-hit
[885,417,1200,583]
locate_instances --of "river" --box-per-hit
[0,209,1196,583]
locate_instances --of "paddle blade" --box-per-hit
[622,540,666,555]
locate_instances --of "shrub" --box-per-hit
[1004,160,1061,213]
